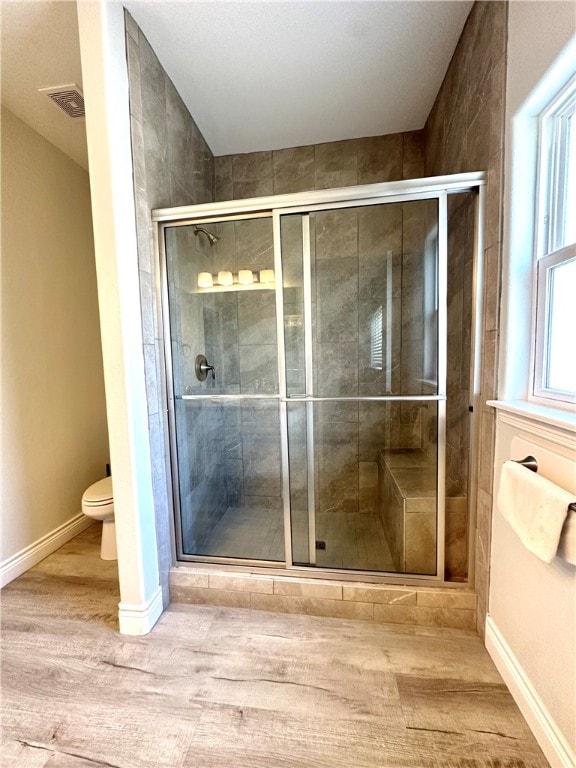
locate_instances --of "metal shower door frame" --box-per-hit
[155,173,485,586]
[274,191,447,579]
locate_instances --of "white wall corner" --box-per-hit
[77,0,162,625]
[0,514,93,588]
[118,586,164,636]
[486,616,575,768]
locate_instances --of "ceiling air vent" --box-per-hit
[39,84,85,120]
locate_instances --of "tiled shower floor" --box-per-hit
[199,506,395,571]
[199,506,285,562]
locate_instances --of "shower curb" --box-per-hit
[169,566,477,631]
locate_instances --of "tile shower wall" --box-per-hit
[424,0,507,633]
[203,219,283,522]
[215,136,467,577]
[125,12,214,604]
[445,192,475,581]
[214,132,424,201]
[165,226,229,553]
[214,137,429,529]
[164,216,284,555]
[309,201,437,520]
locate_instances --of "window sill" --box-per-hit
[486,399,576,433]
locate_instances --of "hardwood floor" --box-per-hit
[1,525,549,767]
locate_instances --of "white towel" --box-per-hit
[497,460,574,563]
[557,508,576,566]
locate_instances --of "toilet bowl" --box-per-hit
[82,476,116,560]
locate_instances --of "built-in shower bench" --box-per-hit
[379,448,467,575]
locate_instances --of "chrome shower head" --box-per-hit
[193,226,219,246]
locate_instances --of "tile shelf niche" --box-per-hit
[194,281,275,294]
[195,268,275,293]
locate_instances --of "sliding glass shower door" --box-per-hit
[164,215,286,563]
[279,199,443,575]
[160,184,454,577]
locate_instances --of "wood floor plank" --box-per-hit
[0,526,550,768]
[396,674,549,763]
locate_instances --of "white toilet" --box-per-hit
[81,476,116,560]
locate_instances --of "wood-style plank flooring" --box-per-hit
[0,525,549,767]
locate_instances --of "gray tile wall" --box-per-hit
[214,132,424,202]
[209,218,283,519]
[126,3,492,594]
[424,0,507,633]
[214,133,431,524]
[216,136,468,578]
[125,12,214,605]
[170,216,283,549]
[164,226,229,553]
[310,202,437,519]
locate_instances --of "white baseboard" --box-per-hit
[486,615,575,768]
[118,586,163,636]
[1,513,93,588]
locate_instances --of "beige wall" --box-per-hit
[1,107,109,569]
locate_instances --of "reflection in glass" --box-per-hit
[547,257,576,393]
[310,200,439,398]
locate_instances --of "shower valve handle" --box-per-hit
[195,354,216,381]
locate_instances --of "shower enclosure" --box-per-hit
[155,173,484,582]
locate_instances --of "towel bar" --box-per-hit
[512,456,576,513]
[513,455,538,473]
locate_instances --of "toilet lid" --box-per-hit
[83,476,113,505]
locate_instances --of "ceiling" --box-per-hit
[124,0,473,155]
[1,0,473,166]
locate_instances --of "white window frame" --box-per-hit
[531,75,576,406]
[533,244,576,403]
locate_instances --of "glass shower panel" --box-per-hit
[312,200,439,398]
[175,398,284,560]
[157,176,487,579]
[165,217,284,562]
[286,401,309,564]
[286,400,440,574]
[363,402,439,575]
[165,217,278,398]
[309,402,439,574]
[280,216,311,563]
[281,215,306,395]
[444,191,476,580]
[284,199,442,574]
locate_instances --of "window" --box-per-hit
[533,76,576,404]
[370,305,383,371]
[422,227,438,387]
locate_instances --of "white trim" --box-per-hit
[485,616,575,768]
[488,400,576,443]
[77,0,162,630]
[118,585,163,636]
[0,513,93,588]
